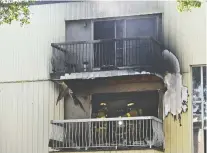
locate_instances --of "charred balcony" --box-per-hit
[51,37,164,80]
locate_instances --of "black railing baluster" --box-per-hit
[127,39,129,66]
[125,40,127,66]
[135,39,138,65]
[102,42,105,67]
[102,42,104,67]
[99,42,101,68]
[83,43,85,71]
[115,39,117,67]
[81,43,83,72]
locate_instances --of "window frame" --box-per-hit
[191,65,207,153]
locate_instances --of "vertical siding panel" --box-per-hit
[182,73,190,153]
[182,113,189,153]
[22,83,27,153]
[0,86,2,152]
[27,83,34,153]
[3,88,7,153]
[18,84,23,153]
[32,82,38,153]
[170,116,177,153]
[6,86,10,153]
[0,82,60,153]
[0,86,3,153]
[48,81,54,144]
[164,115,171,153]
[176,118,183,153]
[43,82,49,153]
[38,82,44,153]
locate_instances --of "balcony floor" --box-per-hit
[50,148,164,153]
[50,69,163,80]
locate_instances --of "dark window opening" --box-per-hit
[91,91,159,118]
[94,20,116,68]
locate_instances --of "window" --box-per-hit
[93,15,162,68]
[192,66,207,153]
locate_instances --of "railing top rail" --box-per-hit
[151,38,165,50]
[51,36,155,46]
[51,116,162,124]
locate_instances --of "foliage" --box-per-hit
[177,0,202,12]
[0,0,32,25]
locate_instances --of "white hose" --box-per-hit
[162,49,180,73]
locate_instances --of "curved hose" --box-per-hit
[162,49,180,73]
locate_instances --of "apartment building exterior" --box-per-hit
[0,1,206,153]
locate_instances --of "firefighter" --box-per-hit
[122,103,143,145]
[123,103,143,117]
[97,107,107,118]
[95,104,108,144]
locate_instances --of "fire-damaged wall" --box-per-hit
[59,77,164,151]
[63,75,164,119]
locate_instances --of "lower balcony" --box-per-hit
[49,116,164,152]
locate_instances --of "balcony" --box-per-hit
[49,116,164,152]
[51,37,164,80]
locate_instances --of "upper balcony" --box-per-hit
[51,37,164,80]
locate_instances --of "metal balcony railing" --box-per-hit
[49,116,164,151]
[51,37,164,75]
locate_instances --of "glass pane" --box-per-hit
[192,67,203,153]
[203,66,207,129]
[193,102,202,121]
[193,67,202,101]
[193,67,202,120]
[204,130,206,153]
[203,66,207,102]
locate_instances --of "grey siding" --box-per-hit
[0,1,162,82]
[0,81,63,153]
[0,3,163,152]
